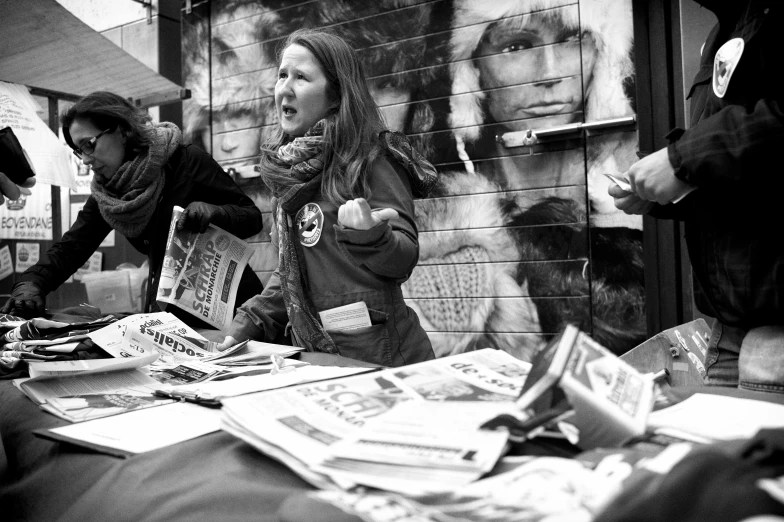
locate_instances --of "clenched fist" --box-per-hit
[337,198,398,230]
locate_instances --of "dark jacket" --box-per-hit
[229,153,434,367]
[653,1,784,328]
[18,144,263,324]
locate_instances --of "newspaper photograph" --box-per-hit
[220,349,532,492]
[157,205,253,330]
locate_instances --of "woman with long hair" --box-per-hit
[220,29,437,366]
[2,91,264,326]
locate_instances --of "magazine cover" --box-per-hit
[157,206,253,329]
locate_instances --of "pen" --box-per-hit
[153,389,222,408]
[652,368,670,384]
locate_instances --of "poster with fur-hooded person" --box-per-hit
[405,0,645,358]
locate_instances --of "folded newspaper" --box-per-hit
[12,353,172,423]
[311,455,624,522]
[88,312,218,365]
[220,348,532,493]
[156,205,254,330]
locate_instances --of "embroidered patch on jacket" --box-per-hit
[713,37,744,98]
[295,203,324,248]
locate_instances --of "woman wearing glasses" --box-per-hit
[2,91,263,325]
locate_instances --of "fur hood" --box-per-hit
[448,0,635,143]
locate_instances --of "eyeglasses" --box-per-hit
[72,129,110,158]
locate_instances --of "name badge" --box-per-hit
[713,37,744,98]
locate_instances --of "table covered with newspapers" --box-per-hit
[2,311,784,522]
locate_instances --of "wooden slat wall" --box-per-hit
[181,0,645,359]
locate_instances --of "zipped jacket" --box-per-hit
[229,153,434,367]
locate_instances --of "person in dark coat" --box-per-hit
[609,1,784,391]
[2,91,263,326]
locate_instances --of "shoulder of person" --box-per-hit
[168,143,224,176]
[371,147,407,177]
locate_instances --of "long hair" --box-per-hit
[260,28,387,206]
[61,91,154,160]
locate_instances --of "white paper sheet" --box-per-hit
[648,393,784,441]
[45,402,222,454]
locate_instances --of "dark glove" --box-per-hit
[176,202,229,234]
[1,281,46,318]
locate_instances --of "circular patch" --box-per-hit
[713,37,744,99]
[295,202,324,248]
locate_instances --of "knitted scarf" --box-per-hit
[262,121,439,353]
[91,122,182,237]
[264,121,336,353]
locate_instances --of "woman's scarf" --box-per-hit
[263,120,439,354]
[91,122,182,237]
[265,121,337,353]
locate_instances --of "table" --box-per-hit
[0,353,375,522]
[3,348,783,522]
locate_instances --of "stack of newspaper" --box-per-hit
[12,312,303,423]
[1,314,117,367]
[220,348,532,494]
[12,353,174,422]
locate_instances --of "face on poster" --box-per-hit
[0,187,53,240]
[181,0,645,358]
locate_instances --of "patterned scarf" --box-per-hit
[264,121,336,353]
[263,120,439,354]
[91,122,182,237]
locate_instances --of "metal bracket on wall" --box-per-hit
[183,0,212,16]
[129,0,153,24]
[496,115,638,149]
[130,88,192,109]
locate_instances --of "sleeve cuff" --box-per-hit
[667,142,690,183]
[333,220,388,244]
[16,273,50,294]
[227,310,266,342]
[333,221,390,267]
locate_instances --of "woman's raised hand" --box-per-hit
[337,198,398,230]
